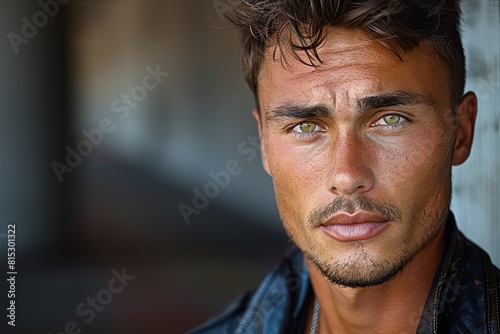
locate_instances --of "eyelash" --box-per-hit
[286,121,325,138]
[285,113,410,139]
[370,113,410,130]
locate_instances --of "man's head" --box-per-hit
[230,0,477,288]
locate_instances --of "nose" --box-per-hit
[327,130,375,196]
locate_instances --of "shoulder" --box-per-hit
[186,246,311,334]
[186,291,254,334]
[440,225,500,333]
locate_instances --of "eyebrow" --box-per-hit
[266,104,330,122]
[356,91,439,114]
[265,91,438,122]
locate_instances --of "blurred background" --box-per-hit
[0,0,498,333]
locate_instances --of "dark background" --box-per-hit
[0,1,498,333]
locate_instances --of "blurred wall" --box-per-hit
[68,0,279,225]
[0,0,69,255]
[0,0,498,333]
[451,0,500,266]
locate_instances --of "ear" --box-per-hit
[452,92,477,165]
[253,108,271,175]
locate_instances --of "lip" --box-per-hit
[319,211,390,242]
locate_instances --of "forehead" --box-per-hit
[257,27,449,112]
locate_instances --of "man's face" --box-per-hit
[255,28,473,287]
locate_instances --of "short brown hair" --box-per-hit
[228,0,465,105]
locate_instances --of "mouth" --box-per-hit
[319,211,390,242]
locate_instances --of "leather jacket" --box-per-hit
[188,213,500,333]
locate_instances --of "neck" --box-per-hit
[306,227,445,334]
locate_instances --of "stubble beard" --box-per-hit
[304,243,411,288]
[285,196,449,288]
[306,223,442,288]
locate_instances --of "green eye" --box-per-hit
[371,114,408,129]
[298,122,317,133]
[383,114,400,125]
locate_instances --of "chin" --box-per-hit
[306,249,409,288]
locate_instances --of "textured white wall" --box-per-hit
[452,0,500,265]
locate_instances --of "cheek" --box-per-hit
[264,137,329,221]
[375,127,454,214]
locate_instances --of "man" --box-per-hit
[189,0,500,333]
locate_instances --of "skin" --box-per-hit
[253,27,477,333]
